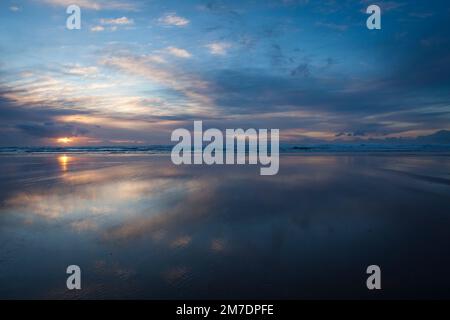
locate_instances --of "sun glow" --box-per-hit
[57,137,72,144]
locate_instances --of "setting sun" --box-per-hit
[57,137,72,144]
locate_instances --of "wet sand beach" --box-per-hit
[1,153,450,299]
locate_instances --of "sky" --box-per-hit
[0,0,449,146]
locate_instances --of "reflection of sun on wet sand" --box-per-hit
[58,154,71,172]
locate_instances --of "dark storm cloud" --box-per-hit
[197,1,450,137]
[201,0,242,17]
[371,8,450,91]
[290,63,311,77]
[205,68,396,114]
[0,96,89,122]
[16,123,89,139]
[0,96,92,144]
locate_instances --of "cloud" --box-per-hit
[290,63,310,77]
[93,17,134,31]
[65,65,99,77]
[3,0,450,145]
[0,69,175,125]
[91,26,105,32]
[206,42,231,56]
[100,53,215,115]
[158,13,190,26]
[360,0,405,12]
[145,55,167,64]
[0,94,95,145]
[280,0,310,5]
[9,6,20,12]
[100,17,134,25]
[315,21,348,31]
[38,0,138,11]
[198,58,450,139]
[409,12,434,19]
[16,122,89,138]
[166,47,192,58]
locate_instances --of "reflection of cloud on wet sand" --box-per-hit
[102,178,217,241]
[1,159,193,232]
[2,154,450,299]
[171,235,192,248]
[1,154,401,243]
[71,219,98,232]
[211,238,226,253]
[94,260,136,281]
[96,156,355,249]
[163,266,191,287]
